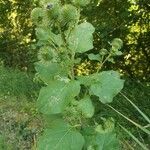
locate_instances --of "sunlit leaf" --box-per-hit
[37,80,80,114]
[35,61,66,84]
[90,71,124,103]
[68,22,95,53]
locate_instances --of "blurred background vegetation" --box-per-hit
[0,0,149,149]
[0,0,149,80]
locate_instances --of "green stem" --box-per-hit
[97,53,112,72]
[119,124,149,150]
[106,104,150,135]
[120,92,150,124]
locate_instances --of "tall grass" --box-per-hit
[106,80,150,150]
[0,66,40,100]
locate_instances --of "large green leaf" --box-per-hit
[68,22,95,53]
[35,62,66,84]
[37,124,85,150]
[37,80,80,115]
[77,96,94,118]
[90,71,124,103]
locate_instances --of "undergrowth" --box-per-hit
[0,66,40,100]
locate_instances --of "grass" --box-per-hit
[0,66,42,149]
[111,80,150,149]
[0,97,43,149]
[0,66,40,99]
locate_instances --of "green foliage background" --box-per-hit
[85,0,150,81]
[0,0,36,70]
[0,0,149,81]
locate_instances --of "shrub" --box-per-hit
[32,0,124,149]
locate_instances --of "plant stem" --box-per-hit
[97,53,112,72]
[106,104,150,135]
[119,124,149,150]
[120,92,150,124]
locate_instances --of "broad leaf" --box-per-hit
[68,22,95,53]
[37,122,85,150]
[37,80,80,115]
[35,62,66,84]
[90,71,124,103]
[77,96,94,118]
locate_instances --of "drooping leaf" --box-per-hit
[77,96,94,118]
[68,22,95,53]
[37,80,80,115]
[89,71,124,103]
[37,122,85,150]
